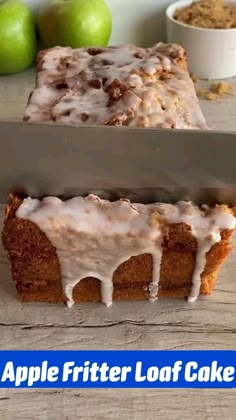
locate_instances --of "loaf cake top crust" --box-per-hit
[23,43,207,129]
[15,194,235,307]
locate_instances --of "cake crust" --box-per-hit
[23,43,207,129]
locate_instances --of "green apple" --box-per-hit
[0,0,37,74]
[38,0,112,48]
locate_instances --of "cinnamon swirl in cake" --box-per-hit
[23,43,207,129]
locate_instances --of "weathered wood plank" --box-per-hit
[0,389,235,420]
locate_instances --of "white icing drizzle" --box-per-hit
[148,249,163,301]
[16,196,235,307]
[24,43,207,129]
[188,237,215,303]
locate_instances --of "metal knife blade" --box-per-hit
[0,121,236,205]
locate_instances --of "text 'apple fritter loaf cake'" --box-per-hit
[3,43,235,307]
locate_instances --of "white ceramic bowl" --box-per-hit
[166,0,236,79]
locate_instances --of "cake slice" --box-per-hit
[2,195,236,306]
[23,43,207,129]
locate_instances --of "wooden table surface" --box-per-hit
[0,70,235,419]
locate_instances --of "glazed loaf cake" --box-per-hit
[3,195,236,306]
[3,43,228,307]
[23,43,207,129]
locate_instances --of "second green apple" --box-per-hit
[38,0,112,48]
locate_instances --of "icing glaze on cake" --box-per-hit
[23,43,207,129]
[16,195,235,307]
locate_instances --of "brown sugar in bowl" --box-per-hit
[166,0,236,79]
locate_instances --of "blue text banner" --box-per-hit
[0,350,235,388]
